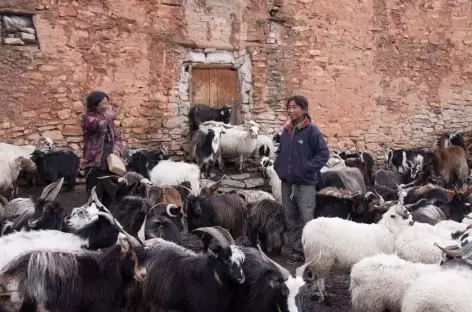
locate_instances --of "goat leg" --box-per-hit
[238,155,244,173]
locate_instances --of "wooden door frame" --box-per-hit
[188,64,242,124]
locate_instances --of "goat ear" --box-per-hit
[220,111,225,116]
[118,234,131,253]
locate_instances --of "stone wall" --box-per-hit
[1,0,472,164]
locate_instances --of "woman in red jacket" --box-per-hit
[81,91,123,196]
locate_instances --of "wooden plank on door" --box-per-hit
[216,68,238,107]
[191,68,210,105]
[209,68,219,106]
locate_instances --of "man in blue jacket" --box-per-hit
[274,95,330,263]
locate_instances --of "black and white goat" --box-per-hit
[190,127,225,178]
[188,104,232,138]
[127,226,245,312]
[230,245,309,312]
[125,148,169,179]
[30,148,80,192]
[0,227,148,312]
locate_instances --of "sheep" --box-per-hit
[230,189,275,203]
[0,234,148,312]
[247,199,284,254]
[188,104,232,137]
[350,254,441,312]
[394,220,465,264]
[219,124,259,172]
[189,127,225,178]
[318,166,366,195]
[3,178,65,234]
[30,148,80,192]
[127,226,245,312]
[149,160,200,195]
[260,157,282,203]
[350,244,472,312]
[186,194,248,248]
[401,270,472,312]
[301,190,414,304]
[0,156,36,198]
[230,245,309,312]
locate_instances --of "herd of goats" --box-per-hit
[0,103,471,311]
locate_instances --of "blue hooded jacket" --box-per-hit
[274,118,329,185]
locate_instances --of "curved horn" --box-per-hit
[166,204,178,217]
[137,214,147,244]
[295,260,314,278]
[434,242,463,257]
[257,244,290,281]
[364,191,376,199]
[213,226,235,245]
[45,177,64,202]
[374,191,385,205]
[396,204,409,218]
[192,227,230,250]
[92,212,144,248]
[0,195,8,208]
[27,217,40,228]
[404,198,427,209]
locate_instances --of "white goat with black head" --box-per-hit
[260,157,282,203]
[190,126,225,178]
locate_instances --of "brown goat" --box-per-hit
[146,185,184,215]
[247,199,284,254]
[434,146,469,187]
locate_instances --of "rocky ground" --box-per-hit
[16,166,353,312]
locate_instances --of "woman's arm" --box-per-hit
[306,128,329,172]
[81,113,107,133]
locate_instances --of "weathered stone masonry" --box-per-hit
[1,0,472,164]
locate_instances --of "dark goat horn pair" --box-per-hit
[40,177,64,202]
[257,244,290,281]
[192,226,235,250]
[404,198,427,209]
[434,242,463,257]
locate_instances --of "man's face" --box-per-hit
[287,100,304,121]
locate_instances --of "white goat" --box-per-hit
[260,157,282,203]
[149,160,200,195]
[301,196,413,303]
[219,125,259,172]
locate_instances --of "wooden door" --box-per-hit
[190,67,241,124]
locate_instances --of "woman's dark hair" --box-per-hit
[86,91,109,112]
[286,95,311,120]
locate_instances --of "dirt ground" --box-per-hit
[16,183,353,312]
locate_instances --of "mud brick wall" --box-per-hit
[1,0,472,164]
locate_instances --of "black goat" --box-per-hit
[337,151,374,185]
[30,148,79,192]
[0,235,147,312]
[187,194,247,249]
[126,149,168,179]
[230,246,308,312]
[247,199,285,254]
[127,227,245,312]
[317,167,366,194]
[188,104,232,138]
[314,193,368,223]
